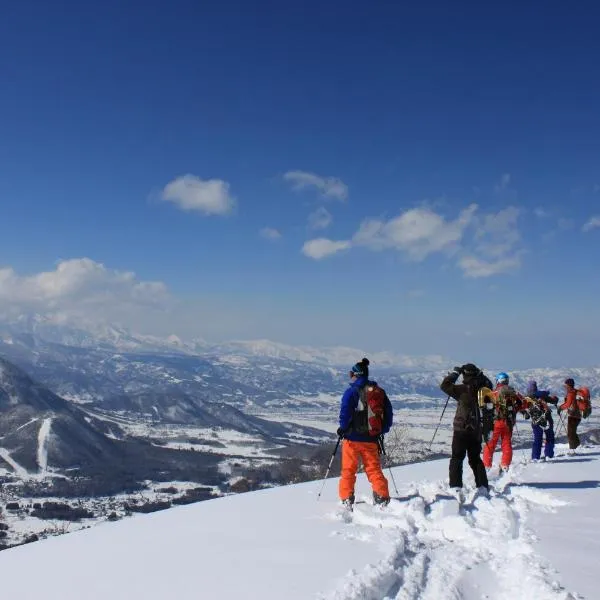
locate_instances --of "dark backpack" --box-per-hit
[495,385,520,424]
[352,383,388,437]
[528,401,550,430]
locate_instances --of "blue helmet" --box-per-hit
[496,371,509,384]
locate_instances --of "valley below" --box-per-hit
[1,321,599,551]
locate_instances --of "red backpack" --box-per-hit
[576,387,592,419]
[353,383,388,436]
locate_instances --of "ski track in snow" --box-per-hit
[0,447,29,477]
[321,459,581,600]
[15,417,40,433]
[36,417,52,474]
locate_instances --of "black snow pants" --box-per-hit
[567,416,581,450]
[449,429,488,489]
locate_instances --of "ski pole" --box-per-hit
[428,395,450,452]
[316,436,342,501]
[556,412,566,439]
[377,436,400,497]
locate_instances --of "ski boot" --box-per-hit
[341,495,355,512]
[373,492,390,507]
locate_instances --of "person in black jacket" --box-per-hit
[440,363,493,491]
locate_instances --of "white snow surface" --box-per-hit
[1,443,597,600]
[0,448,29,478]
[36,417,52,473]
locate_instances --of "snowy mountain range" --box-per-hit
[0,313,450,369]
[0,357,125,474]
[0,356,328,495]
[1,318,599,419]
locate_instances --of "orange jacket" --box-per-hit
[560,388,581,418]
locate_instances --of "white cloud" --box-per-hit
[458,255,521,278]
[583,216,600,232]
[407,289,425,298]
[494,173,511,193]
[308,207,333,230]
[162,174,236,216]
[0,258,170,323]
[352,204,477,260]
[300,203,525,278]
[459,206,523,277]
[283,171,348,201]
[260,227,282,241]
[534,207,549,218]
[301,238,351,260]
[474,206,520,258]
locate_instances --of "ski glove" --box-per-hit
[336,427,346,438]
[523,410,531,419]
[453,366,464,375]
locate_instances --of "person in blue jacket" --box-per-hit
[525,380,559,461]
[337,358,393,508]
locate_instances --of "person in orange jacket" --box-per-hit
[558,378,582,451]
[337,358,393,509]
[482,372,527,472]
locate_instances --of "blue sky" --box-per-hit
[1,0,599,367]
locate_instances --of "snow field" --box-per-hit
[1,443,597,599]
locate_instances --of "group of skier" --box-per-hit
[334,359,592,508]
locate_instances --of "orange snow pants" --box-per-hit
[339,440,389,500]
[483,420,513,468]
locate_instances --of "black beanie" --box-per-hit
[351,358,370,378]
[564,378,575,387]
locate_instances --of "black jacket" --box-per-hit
[440,371,493,434]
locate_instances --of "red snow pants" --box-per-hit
[339,440,389,500]
[482,420,513,468]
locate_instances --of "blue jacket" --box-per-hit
[527,382,550,400]
[338,376,393,442]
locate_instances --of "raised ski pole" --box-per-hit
[428,395,450,453]
[316,436,342,501]
[377,436,400,497]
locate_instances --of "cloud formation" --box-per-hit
[458,255,521,278]
[583,216,600,232]
[260,227,282,241]
[283,171,348,201]
[352,204,477,260]
[302,204,477,263]
[301,238,351,260]
[302,203,525,278]
[458,206,522,277]
[162,174,236,216]
[0,258,170,324]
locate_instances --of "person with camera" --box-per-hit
[440,363,493,491]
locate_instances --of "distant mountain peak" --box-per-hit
[0,314,451,370]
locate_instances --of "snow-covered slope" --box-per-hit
[1,437,598,599]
